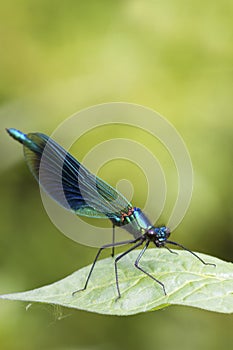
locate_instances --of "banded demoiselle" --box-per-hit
[7,128,214,299]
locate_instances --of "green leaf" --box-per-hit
[0,249,233,315]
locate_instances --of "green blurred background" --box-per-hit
[0,1,232,349]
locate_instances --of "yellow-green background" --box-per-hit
[0,1,232,349]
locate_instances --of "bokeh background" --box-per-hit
[0,1,232,350]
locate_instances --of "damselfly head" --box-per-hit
[147,226,170,246]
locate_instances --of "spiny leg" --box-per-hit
[166,240,216,267]
[111,225,115,257]
[72,237,141,296]
[135,241,167,295]
[114,240,144,300]
[164,245,178,255]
